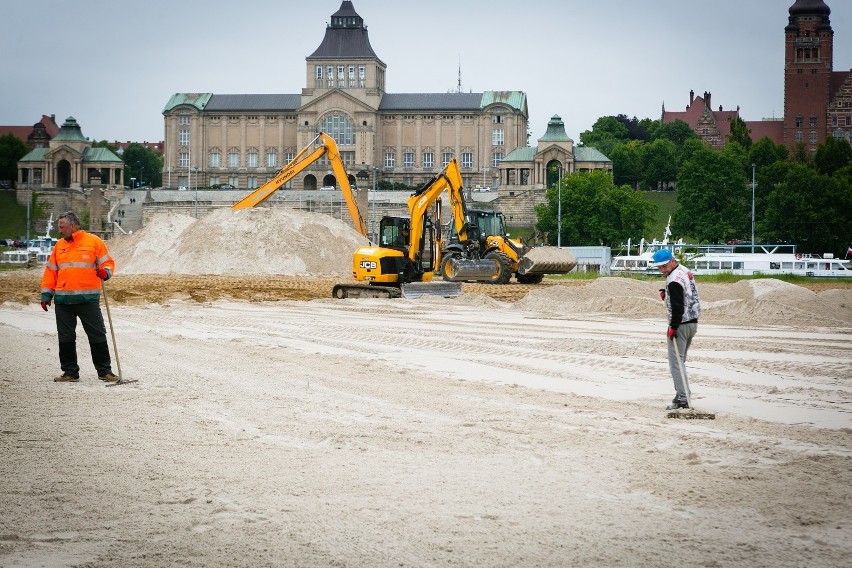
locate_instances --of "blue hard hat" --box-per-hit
[651,249,673,266]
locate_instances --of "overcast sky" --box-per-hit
[2,0,850,145]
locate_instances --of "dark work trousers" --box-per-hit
[55,302,113,377]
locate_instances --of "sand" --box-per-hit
[1,208,850,567]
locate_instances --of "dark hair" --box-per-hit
[58,211,81,228]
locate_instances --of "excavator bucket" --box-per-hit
[400,281,463,299]
[517,247,577,275]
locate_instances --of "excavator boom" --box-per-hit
[231,132,368,238]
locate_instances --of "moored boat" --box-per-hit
[686,244,852,278]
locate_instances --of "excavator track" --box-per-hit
[332,283,402,299]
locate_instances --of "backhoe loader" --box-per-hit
[440,209,577,284]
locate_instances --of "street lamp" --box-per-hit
[193,166,200,218]
[751,163,756,253]
[556,164,563,248]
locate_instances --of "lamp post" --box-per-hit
[557,165,563,248]
[193,166,199,218]
[751,163,756,253]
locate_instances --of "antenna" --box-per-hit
[457,55,462,93]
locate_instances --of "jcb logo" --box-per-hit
[359,260,377,270]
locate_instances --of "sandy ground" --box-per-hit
[1,209,851,566]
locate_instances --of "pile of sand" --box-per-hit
[108,208,369,276]
[515,277,852,327]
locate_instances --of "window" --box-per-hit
[209,152,220,168]
[266,151,277,168]
[247,176,258,189]
[327,65,334,87]
[341,151,355,166]
[315,65,323,88]
[179,152,189,168]
[348,65,355,88]
[284,151,295,164]
[492,128,504,146]
[492,152,503,168]
[795,115,803,128]
[209,176,219,187]
[228,176,239,188]
[809,131,818,144]
[492,115,503,124]
[247,151,258,168]
[833,116,839,127]
[337,65,344,86]
[442,151,453,167]
[461,152,473,169]
[320,113,354,145]
[358,65,366,88]
[795,131,803,143]
[384,152,395,168]
[179,115,190,125]
[228,151,240,168]
[847,115,851,127]
[403,152,415,168]
[810,116,818,128]
[422,152,433,169]
[178,129,189,146]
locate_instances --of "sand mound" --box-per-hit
[109,208,369,276]
[514,276,852,327]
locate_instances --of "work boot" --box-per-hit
[54,373,80,382]
[98,372,120,382]
[666,400,690,410]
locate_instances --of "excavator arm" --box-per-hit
[231,132,368,238]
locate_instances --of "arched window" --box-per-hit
[320,113,354,145]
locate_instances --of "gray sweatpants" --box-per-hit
[667,322,697,402]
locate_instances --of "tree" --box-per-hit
[674,145,749,242]
[122,143,163,188]
[642,138,678,190]
[534,170,656,247]
[652,119,698,147]
[813,136,852,176]
[578,116,629,157]
[0,134,30,184]
[760,162,852,256]
[727,116,753,148]
[609,140,644,189]
[748,137,788,171]
[614,114,652,142]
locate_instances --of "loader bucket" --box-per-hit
[446,258,501,281]
[518,247,577,275]
[401,281,463,299]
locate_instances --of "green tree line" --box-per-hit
[536,115,852,257]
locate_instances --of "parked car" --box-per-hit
[219,184,235,189]
[178,186,188,191]
[320,185,335,191]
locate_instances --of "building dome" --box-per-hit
[788,0,830,17]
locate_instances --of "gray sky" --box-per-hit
[2,0,850,145]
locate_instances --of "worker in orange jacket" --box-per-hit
[40,211,119,382]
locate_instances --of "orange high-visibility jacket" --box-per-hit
[41,230,116,304]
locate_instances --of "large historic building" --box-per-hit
[161,1,610,196]
[662,0,852,153]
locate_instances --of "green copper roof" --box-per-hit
[538,115,572,142]
[19,148,49,162]
[52,116,87,142]
[163,93,213,112]
[503,147,537,162]
[575,147,611,162]
[480,91,527,113]
[83,147,123,162]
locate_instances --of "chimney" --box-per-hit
[706,92,712,109]
[689,90,694,105]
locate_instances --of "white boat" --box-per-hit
[1,215,57,266]
[610,217,682,275]
[686,244,852,278]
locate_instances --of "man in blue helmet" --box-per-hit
[652,248,701,410]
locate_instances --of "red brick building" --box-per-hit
[0,115,60,149]
[663,0,851,153]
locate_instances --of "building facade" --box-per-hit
[662,0,852,153]
[161,1,610,199]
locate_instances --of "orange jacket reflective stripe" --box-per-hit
[41,230,116,304]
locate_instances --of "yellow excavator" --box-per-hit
[231,132,369,238]
[332,158,576,298]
